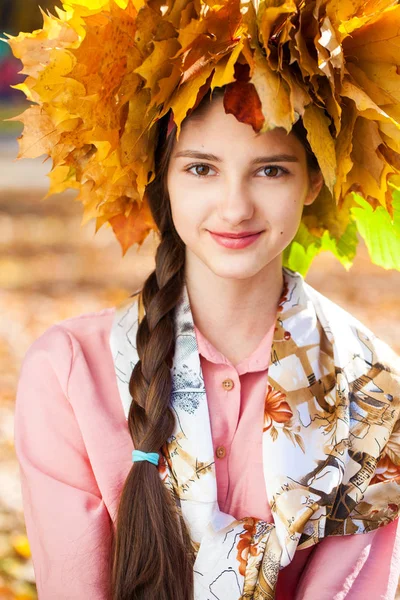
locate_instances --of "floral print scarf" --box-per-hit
[109,267,400,599]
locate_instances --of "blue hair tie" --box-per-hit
[132,449,159,466]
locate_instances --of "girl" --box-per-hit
[15,86,400,600]
[10,1,400,599]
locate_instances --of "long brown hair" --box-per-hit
[110,86,320,600]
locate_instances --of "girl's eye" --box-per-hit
[185,164,215,177]
[261,166,287,177]
[184,163,288,178]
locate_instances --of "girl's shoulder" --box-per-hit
[27,287,143,354]
[285,268,379,342]
[55,305,117,340]
[19,305,120,392]
[302,277,400,375]
[30,305,117,352]
[303,279,373,331]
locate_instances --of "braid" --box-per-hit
[111,230,195,600]
[129,232,184,457]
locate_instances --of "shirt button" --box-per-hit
[222,378,234,391]
[216,445,226,459]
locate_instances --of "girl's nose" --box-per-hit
[217,182,255,224]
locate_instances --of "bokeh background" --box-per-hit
[1,2,400,599]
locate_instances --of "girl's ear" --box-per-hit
[304,170,324,206]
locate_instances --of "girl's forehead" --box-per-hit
[174,124,305,158]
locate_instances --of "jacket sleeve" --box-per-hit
[14,325,113,600]
[295,517,400,600]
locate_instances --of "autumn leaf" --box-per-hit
[303,104,337,193]
[167,62,216,140]
[45,164,81,197]
[134,39,182,99]
[345,62,397,107]
[212,37,245,90]
[109,196,157,256]
[342,4,400,64]
[4,6,79,78]
[223,81,264,132]
[327,0,397,37]
[341,80,400,128]
[333,99,357,203]
[9,106,61,159]
[343,117,395,210]
[258,0,298,61]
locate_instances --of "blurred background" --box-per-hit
[1,2,400,599]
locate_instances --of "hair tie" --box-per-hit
[132,449,159,466]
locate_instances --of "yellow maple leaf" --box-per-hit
[109,196,157,256]
[303,104,337,193]
[9,105,61,159]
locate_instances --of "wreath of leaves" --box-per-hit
[4,0,400,272]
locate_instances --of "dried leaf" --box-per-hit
[223,81,264,132]
[345,62,397,107]
[168,62,216,139]
[341,80,400,126]
[109,197,157,256]
[303,104,337,193]
[342,4,400,63]
[327,0,397,36]
[12,106,61,159]
[344,117,393,208]
[334,99,357,202]
[212,37,245,89]
[379,143,400,171]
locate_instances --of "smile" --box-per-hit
[209,231,263,249]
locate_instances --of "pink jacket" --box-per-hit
[14,307,400,599]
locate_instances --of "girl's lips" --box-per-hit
[209,231,263,249]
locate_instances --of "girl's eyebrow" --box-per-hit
[172,150,300,164]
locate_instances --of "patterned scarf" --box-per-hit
[109,267,400,599]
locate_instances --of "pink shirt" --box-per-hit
[193,322,275,522]
[14,307,400,599]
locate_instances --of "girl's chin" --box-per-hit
[205,258,267,280]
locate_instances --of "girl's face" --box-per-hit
[166,96,324,281]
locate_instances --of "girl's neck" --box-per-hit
[184,255,284,363]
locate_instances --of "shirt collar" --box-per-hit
[194,322,274,375]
